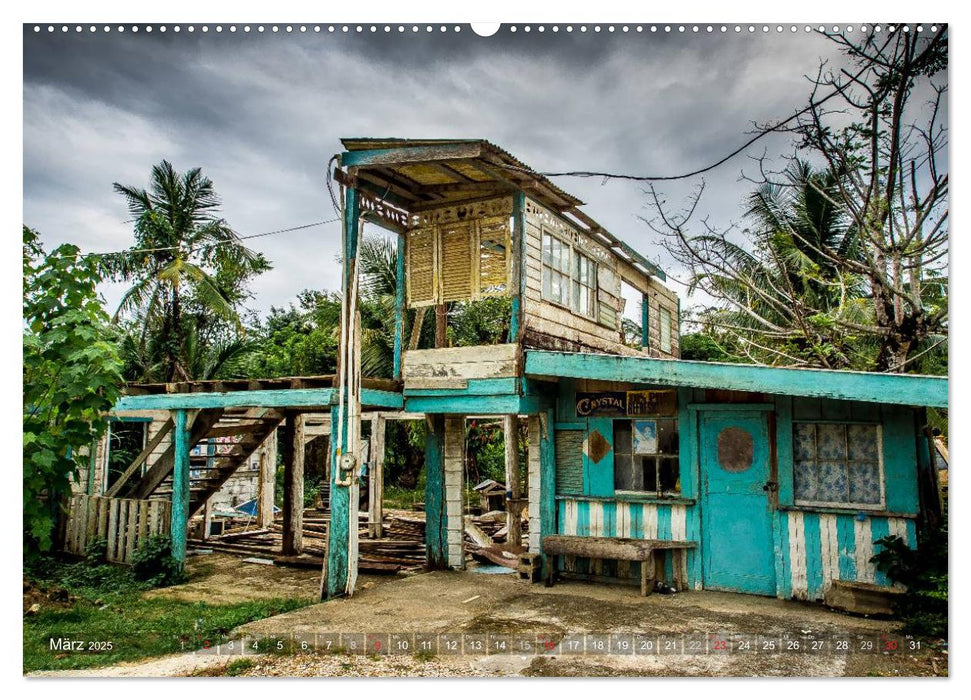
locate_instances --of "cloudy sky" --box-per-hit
[23,25,849,319]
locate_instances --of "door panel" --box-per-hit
[700,410,776,595]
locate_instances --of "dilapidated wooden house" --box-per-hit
[67,138,946,606]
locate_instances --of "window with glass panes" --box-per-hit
[572,252,597,318]
[613,418,680,495]
[541,231,571,307]
[792,422,883,508]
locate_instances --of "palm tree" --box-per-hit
[690,161,868,368]
[104,160,269,381]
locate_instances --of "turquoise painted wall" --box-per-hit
[549,382,923,599]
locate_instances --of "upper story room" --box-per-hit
[336,138,680,387]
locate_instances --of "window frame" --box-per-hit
[613,417,681,498]
[540,227,573,309]
[572,249,598,319]
[792,420,886,511]
[659,306,673,354]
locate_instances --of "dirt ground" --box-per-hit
[30,552,947,678]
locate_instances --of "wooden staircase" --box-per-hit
[116,407,284,519]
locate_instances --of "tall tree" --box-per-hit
[648,27,948,372]
[104,160,270,381]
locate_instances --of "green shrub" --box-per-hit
[130,535,187,587]
[872,524,948,638]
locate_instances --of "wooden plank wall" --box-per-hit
[402,343,520,386]
[443,417,466,568]
[62,494,172,564]
[522,198,639,356]
[777,511,914,601]
[643,283,680,358]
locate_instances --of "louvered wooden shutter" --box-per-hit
[555,430,584,495]
[439,222,474,302]
[478,216,510,296]
[407,227,436,307]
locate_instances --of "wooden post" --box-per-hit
[539,409,556,580]
[170,408,190,567]
[641,292,650,350]
[323,182,362,599]
[282,411,305,556]
[424,414,448,569]
[509,191,525,342]
[444,416,466,569]
[504,415,522,547]
[393,235,406,380]
[434,304,447,348]
[257,428,278,528]
[368,415,386,538]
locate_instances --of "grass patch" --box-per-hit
[382,485,424,510]
[190,658,256,677]
[23,555,313,673]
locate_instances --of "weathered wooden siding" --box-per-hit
[777,510,914,600]
[522,198,634,355]
[643,283,680,358]
[556,498,696,588]
[402,344,520,390]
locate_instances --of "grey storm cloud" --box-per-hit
[23,25,849,317]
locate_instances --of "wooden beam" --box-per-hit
[282,411,305,556]
[114,387,402,411]
[341,142,483,168]
[524,351,949,408]
[170,409,189,566]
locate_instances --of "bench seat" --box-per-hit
[542,535,696,596]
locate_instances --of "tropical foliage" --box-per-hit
[23,227,123,551]
[103,160,270,382]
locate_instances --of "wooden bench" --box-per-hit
[542,535,697,596]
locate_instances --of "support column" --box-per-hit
[641,292,651,350]
[323,181,363,599]
[424,414,448,569]
[257,428,278,528]
[282,411,305,556]
[434,304,447,348]
[504,415,522,547]
[170,408,189,567]
[444,416,466,568]
[529,409,556,579]
[368,415,386,538]
[392,235,405,380]
[509,191,525,342]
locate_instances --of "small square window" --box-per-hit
[792,422,883,508]
[614,418,680,496]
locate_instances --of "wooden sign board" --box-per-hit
[576,390,677,417]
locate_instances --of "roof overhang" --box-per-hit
[338,138,665,281]
[524,351,948,409]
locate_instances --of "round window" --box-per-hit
[717,426,754,473]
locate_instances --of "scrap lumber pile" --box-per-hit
[188,509,428,574]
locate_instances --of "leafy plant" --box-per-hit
[23,226,123,552]
[130,535,188,587]
[872,521,948,638]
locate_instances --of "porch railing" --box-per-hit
[62,494,171,564]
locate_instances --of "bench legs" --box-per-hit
[640,552,655,597]
[545,556,557,588]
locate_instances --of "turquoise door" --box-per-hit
[700,410,776,595]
